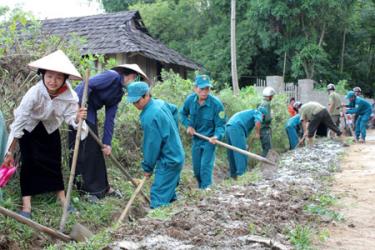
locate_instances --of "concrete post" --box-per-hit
[266,76,284,93]
[298,79,314,103]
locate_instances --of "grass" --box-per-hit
[318,228,330,242]
[147,205,179,221]
[46,227,114,250]
[0,154,143,249]
[304,193,344,222]
[288,225,313,250]
[221,168,261,188]
[0,127,341,249]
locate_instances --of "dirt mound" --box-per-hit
[109,139,344,250]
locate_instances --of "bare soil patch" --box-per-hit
[316,131,375,249]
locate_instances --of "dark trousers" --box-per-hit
[260,127,271,157]
[69,122,109,198]
[308,109,342,138]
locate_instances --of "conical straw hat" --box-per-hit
[112,64,148,81]
[28,50,82,80]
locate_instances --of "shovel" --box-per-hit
[193,132,276,166]
[0,206,93,242]
[87,128,150,204]
[59,69,92,239]
[117,177,147,224]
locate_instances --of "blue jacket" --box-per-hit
[227,109,263,137]
[346,97,372,116]
[140,99,185,173]
[179,93,226,140]
[286,114,301,128]
[75,70,124,145]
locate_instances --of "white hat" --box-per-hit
[112,64,149,81]
[28,50,82,80]
[327,83,335,91]
[262,86,276,97]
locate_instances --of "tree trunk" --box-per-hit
[230,0,239,95]
[282,51,287,79]
[340,28,347,73]
[318,23,326,47]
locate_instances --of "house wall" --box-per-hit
[96,53,187,84]
[163,64,187,79]
[98,53,189,84]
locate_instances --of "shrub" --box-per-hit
[112,70,290,175]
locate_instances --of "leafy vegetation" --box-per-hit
[288,224,313,250]
[305,193,344,222]
[99,0,375,96]
[0,3,362,249]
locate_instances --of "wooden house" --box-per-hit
[41,11,200,83]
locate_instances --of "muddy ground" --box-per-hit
[108,139,344,250]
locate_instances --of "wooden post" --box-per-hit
[59,69,90,232]
[231,0,239,95]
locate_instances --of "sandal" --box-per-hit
[68,204,77,213]
[85,194,100,203]
[106,189,123,199]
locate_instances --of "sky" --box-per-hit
[0,0,103,19]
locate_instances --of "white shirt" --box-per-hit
[6,80,88,151]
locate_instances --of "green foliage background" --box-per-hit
[101,0,375,97]
[112,69,289,174]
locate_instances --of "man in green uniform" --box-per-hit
[327,83,342,136]
[225,107,266,179]
[127,81,184,208]
[300,102,343,145]
[179,75,226,189]
[259,86,275,157]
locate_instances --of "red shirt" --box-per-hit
[288,104,296,117]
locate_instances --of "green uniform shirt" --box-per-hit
[300,102,324,121]
[259,99,271,128]
[328,92,341,116]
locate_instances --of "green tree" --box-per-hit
[100,0,375,96]
[101,0,155,12]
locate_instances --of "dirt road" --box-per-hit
[317,131,375,249]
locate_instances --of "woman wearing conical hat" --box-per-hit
[1,50,88,219]
[69,63,148,202]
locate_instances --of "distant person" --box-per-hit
[225,107,267,179]
[353,86,362,97]
[285,102,303,149]
[127,82,184,208]
[299,102,343,145]
[345,91,372,143]
[259,87,276,157]
[180,75,226,189]
[2,50,87,219]
[69,64,148,202]
[327,83,342,136]
[288,97,296,117]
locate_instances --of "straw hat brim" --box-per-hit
[28,50,82,80]
[112,64,149,81]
